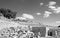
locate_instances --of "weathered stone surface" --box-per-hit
[0,19,23,30]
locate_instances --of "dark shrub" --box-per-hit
[0,8,17,19]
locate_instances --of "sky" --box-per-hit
[0,0,60,26]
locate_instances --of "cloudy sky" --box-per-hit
[0,0,60,26]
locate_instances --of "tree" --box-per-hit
[0,8,17,19]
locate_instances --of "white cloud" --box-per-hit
[47,1,60,14]
[48,1,56,6]
[56,21,60,23]
[22,13,34,19]
[55,7,60,13]
[49,6,60,14]
[48,1,57,10]
[48,6,56,9]
[36,13,41,15]
[40,3,44,6]
[44,11,52,18]
[43,1,60,18]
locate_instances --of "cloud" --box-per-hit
[42,1,60,18]
[48,6,56,9]
[44,11,52,18]
[22,13,34,19]
[48,1,56,10]
[40,3,44,6]
[48,1,56,6]
[47,1,60,14]
[54,7,60,13]
[36,13,41,15]
[56,21,60,23]
[48,6,60,14]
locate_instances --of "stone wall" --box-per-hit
[31,27,46,37]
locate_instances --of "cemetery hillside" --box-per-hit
[0,8,60,38]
